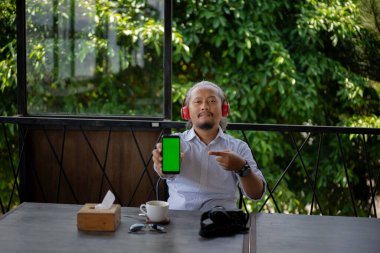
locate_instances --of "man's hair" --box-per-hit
[184,81,228,131]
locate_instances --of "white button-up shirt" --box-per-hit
[157,127,265,211]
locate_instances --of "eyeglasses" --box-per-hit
[129,223,166,233]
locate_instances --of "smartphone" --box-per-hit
[162,135,181,174]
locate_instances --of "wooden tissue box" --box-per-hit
[77,203,121,232]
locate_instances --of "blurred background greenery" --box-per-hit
[1,0,379,215]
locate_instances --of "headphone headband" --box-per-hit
[181,94,230,120]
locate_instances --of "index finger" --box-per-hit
[208,150,229,157]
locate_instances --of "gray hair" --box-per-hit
[184,81,228,131]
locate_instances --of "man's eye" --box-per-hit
[209,99,216,103]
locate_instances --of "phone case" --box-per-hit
[162,135,180,174]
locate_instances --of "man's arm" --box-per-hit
[237,166,265,200]
[152,143,168,178]
[208,150,265,200]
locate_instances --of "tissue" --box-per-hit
[95,190,115,210]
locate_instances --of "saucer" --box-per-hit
[146,217,170,225]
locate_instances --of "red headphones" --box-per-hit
[181,95,230,120]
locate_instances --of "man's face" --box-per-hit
[188,86,222,131]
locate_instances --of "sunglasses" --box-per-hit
[129,223,166,233]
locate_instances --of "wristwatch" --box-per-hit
[235,161,251,177]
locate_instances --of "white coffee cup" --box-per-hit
[140,200,169,222]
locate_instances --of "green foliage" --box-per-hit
[0,0,19,212]
[172,0,379,125]
[0,123,19,212]
[0,0,17,115]
[23,0,189,116]
[171,0,380,215]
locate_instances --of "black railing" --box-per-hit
[1,115,379,217]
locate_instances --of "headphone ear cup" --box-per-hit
[222,102,230,117]
[181,106,190,120]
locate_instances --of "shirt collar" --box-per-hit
[183,126,228,142]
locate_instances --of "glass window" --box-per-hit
[26,0,164,116]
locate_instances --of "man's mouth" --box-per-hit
[198,112,213,118]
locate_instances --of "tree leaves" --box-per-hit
[172,0,380,215]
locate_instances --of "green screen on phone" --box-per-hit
[162,136,180,174]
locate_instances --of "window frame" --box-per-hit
[16,0,173,120]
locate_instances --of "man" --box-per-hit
[152,81,265,211]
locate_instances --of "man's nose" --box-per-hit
[200,101,209,110]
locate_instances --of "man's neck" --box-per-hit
[193,127,219,145]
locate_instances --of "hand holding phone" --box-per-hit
[162,135,181,174]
